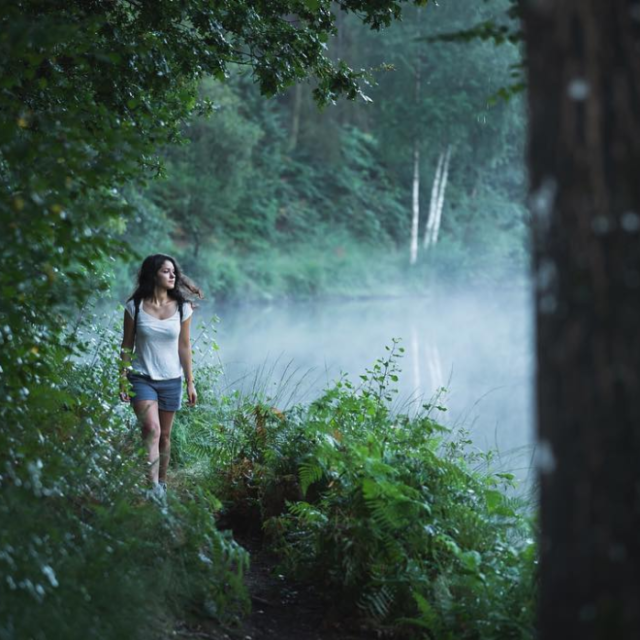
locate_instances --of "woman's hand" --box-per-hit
[119,372,130,403]
[187,380,197,406]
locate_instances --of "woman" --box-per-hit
[119,254,203,499]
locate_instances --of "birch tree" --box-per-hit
[409,7,424,265]
[410,144,421,264]
[431,146,451,246]
[367,2,521,266]
[423,146,452,249]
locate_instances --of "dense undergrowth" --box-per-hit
[0,317,249,640]
[1,311,535,640]
[174,339,537,639]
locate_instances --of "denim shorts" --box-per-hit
[127,373,183,412]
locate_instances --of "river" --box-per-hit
[193,286,535,484]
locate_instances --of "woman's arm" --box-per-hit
[119,309,135,402]
[179,313,197,406]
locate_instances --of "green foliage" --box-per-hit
[143,86,408,254]
[150,78,266,253]
[0,312,249,639]
[1,0,429,406]
[426,0,524,102]
[429,1,522,47]
[175,343,537,639]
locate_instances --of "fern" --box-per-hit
[288,500,327,527]
[193,347,536,640]
[298,459,324,496]
[357,584,395,622]
[397,591,441,637]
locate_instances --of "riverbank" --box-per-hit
[109,235,530,307]
[164,351,536,639]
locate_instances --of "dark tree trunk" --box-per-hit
[289,83,302,153]
[523,1,640,638]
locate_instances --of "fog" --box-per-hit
[195,284,535,484]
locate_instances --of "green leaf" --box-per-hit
[459,550,482,573]
[299,459,323,495]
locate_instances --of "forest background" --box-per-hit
[111,0,527,302]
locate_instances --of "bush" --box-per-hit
[173,341,537,639]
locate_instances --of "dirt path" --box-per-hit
[170,534,370,640]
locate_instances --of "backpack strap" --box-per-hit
[179,300,183,324]
[133,298,141,344]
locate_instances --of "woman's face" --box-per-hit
[156,260,176,291]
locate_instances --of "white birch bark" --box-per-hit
[423,151,445,249]
[432,146,452,246]
[410,12,423,266]
[410,144,420,265]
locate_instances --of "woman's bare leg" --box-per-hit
[158,409,176,484]
[133,400,161,485]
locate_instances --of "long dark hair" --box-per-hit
[127,254,204,310]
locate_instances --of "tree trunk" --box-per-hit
[424,151,445,249]
[523,2,640,638]
[410,143,420,264]
[431,146,451,246]
[409,6,423,265]
[289,83,302,153]
[423,147,450,250]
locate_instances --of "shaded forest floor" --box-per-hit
[169,533,372,640]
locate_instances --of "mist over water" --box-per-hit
[197,284,535,482]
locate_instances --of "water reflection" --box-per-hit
[195,287,534,481]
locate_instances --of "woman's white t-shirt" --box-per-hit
[125,299,193,380]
